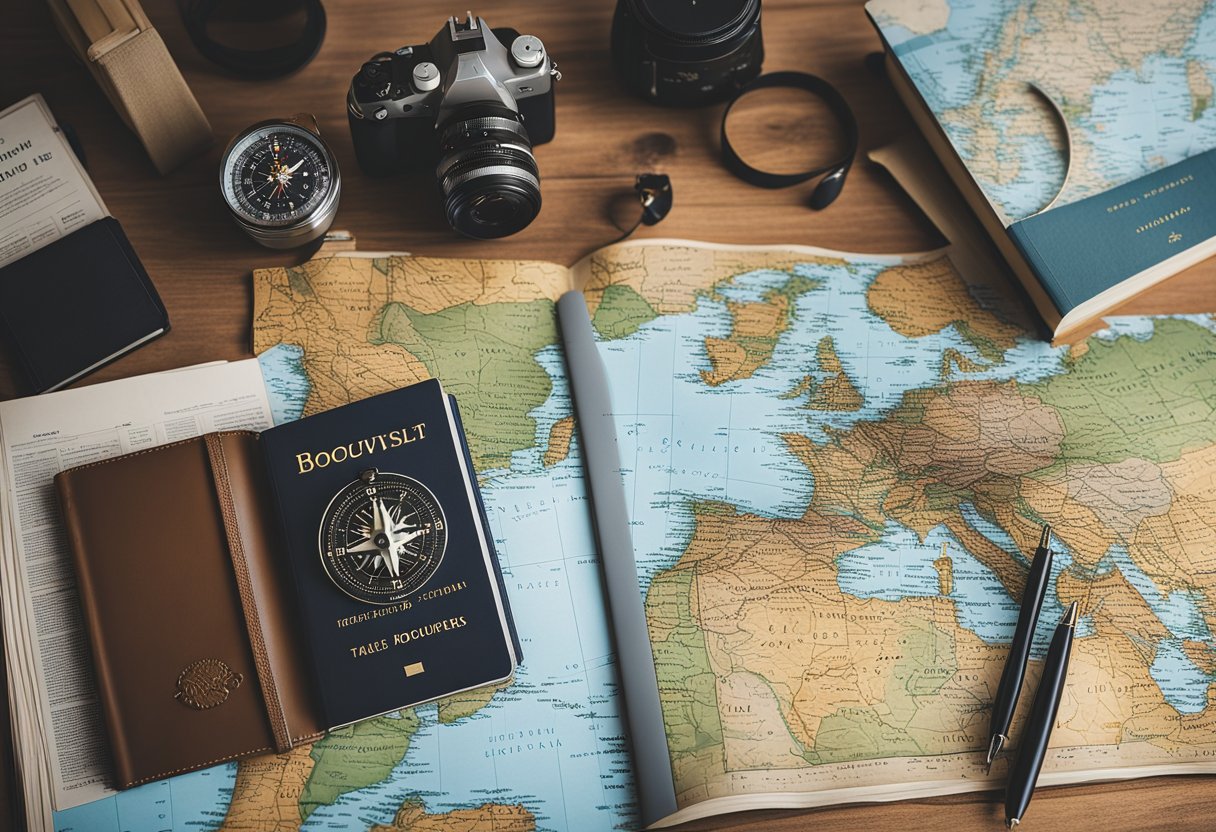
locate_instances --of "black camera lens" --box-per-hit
[436,114,542,239]
[612,0,763,106]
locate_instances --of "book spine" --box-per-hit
[53,473,135,788]
[1005,222,1074,316]
[203,433,292,752]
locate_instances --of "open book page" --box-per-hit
[0,95,106,270]
[248,254,641,831]
[0,360,273,827]
[574,239,1216,826]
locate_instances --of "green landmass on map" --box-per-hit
[591,285,658,340]
[1019,318,1216,466]
[301,712,421,820]
[374,299,558,471]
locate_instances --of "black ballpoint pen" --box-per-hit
[987,525,1054,769]
[1005,601,1079,828]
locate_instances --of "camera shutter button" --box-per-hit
[412,62,441,92]
[510,36,545,68]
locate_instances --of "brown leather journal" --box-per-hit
[56,432,323,789]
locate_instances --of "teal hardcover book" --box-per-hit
[866,0,1216,339]
[1009,148,1216,318]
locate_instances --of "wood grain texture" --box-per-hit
[0,0,1213,828]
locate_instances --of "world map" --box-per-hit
[868,0,1216,223]
[52,241,1216,830]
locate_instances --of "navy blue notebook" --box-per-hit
[260,380,519,728]
[0,218,168,393]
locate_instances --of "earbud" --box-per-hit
[809,166,849,210]
[636,173,673,226]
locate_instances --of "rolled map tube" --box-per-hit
[556,289,678,827]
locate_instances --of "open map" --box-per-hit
[52,241,1216,830]
[589,243,1216,814]
[869,0,1216,223]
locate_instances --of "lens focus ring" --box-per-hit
[435,112,543,239]
[440,116,530,144]
[439,145,539,189]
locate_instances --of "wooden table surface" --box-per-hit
[1,0,1213,829]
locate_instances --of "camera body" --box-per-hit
[347,15,557,238]
[348,16,556,176]
[611,0,763,106]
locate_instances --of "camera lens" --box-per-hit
[436,114,541,239]
[612,0,764,105]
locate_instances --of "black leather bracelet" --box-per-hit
[719,71,859,209]
[179,0,327,79]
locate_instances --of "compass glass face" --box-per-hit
[221,123,334,228]
[318,470,447,605]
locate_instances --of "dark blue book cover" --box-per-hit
[259,379,518,728]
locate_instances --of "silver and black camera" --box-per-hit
[347,14,558,239]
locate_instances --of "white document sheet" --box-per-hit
[0,95,107,269]
[0,359,273,828]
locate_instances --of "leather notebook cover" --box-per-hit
[0,217,168,394]
[55,432,322,789]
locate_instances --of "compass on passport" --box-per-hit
[318,469,447,605]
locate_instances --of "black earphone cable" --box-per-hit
[719,71,859,209]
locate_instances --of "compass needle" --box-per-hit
[376,499,403,578]
[221,117,340,247]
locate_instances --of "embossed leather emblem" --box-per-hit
[174,659,244,710]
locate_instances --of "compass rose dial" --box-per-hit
[317,469,447,605]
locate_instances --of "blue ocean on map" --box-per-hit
[259,342,310,423]
[876,0,1216,220]
[1151,642,1212,715]
[835,521,1018,630]
[55,766,235,832]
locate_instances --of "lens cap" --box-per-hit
[635,0,758,44]
[447,179,542,239]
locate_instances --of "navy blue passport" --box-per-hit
[259,380,519,728]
